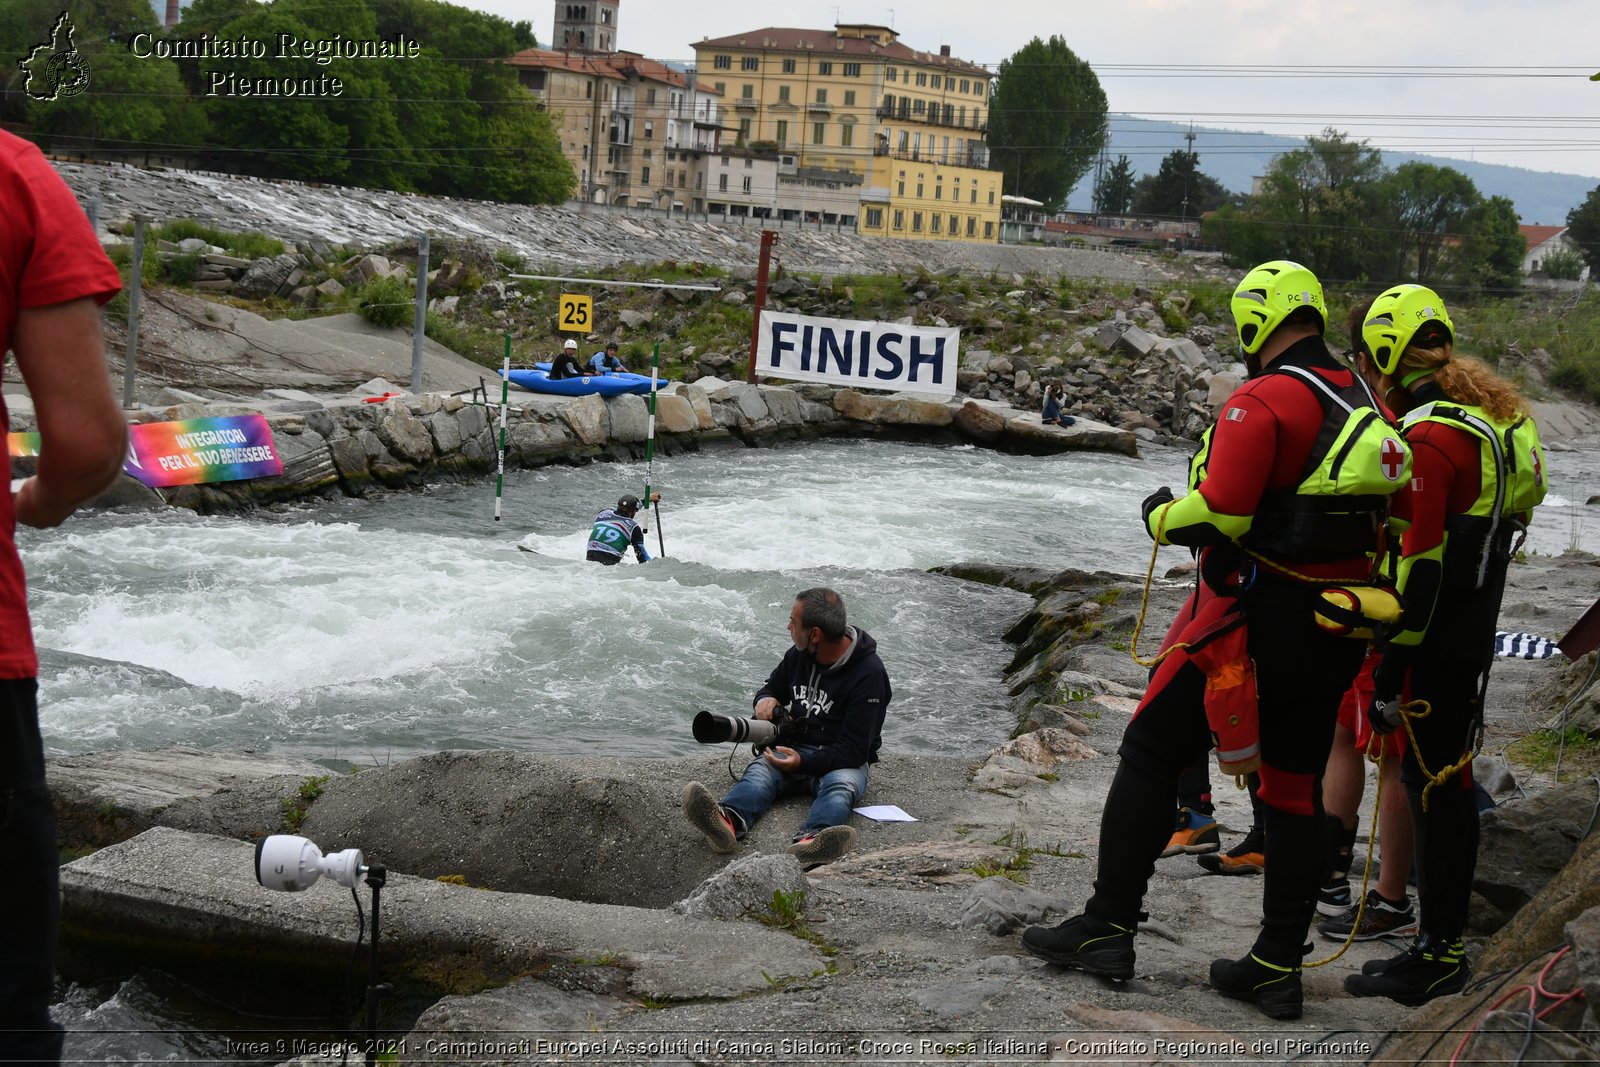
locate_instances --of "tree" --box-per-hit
[1460,195,1525,295]
[1568,185,1600,276]
[986,35,1107,212]
[1204,129,1389,281]
[1129,150,1228,219]
[1373,161,1480,284]
[1094,154,1134,215]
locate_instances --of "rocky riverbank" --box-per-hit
[49,548,1600,1064]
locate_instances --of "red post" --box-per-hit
[746,229,778,384]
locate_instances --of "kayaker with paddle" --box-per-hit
[585,492,661,565]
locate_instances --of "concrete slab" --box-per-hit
[59,827,828,1001]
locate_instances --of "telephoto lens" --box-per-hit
[692,710,780,747]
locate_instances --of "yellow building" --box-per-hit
[692,24,1003,242]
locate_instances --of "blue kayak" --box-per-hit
[533,363,673,396]
[502,368,639,397]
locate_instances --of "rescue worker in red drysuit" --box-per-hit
[1020,261,1411,1020]
[1342,284,1546,1006]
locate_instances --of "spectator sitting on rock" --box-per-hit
[548,338,584,380]
[1042,383,1075,426]
[589,341,626,374]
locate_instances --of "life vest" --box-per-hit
[587,509,639,559]
[1243,365,1410,561]
[1400,401,1547,589]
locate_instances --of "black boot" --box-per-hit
[1021,913,1136,980]
[1345,932,1470,1006]
[1209,951,1303,1020]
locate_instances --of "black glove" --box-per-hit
[1141,487,1174,531]
[1367,693,1403,736]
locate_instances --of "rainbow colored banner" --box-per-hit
[9,415,283,488]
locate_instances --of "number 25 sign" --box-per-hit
[559,293,592,333]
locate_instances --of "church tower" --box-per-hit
[552,2,618,54]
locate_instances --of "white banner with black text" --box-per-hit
[755,310,959,397]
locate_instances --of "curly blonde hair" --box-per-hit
[1395,341,1527,423]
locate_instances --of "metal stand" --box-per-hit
[364,864,389,1067]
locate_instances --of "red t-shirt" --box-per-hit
[1,130,123,677]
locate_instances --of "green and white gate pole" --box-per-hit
[494,333,510,522]
[644,340,664,558]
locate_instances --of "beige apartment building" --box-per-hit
[692,24,1004,242]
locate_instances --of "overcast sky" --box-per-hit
[463,0,1600,182]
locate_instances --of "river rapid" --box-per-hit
[29,437,1600,1058]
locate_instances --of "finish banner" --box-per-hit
[9,414,284,488]
[756,310,959,397]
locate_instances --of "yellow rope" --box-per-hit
[1305,743,1388,968]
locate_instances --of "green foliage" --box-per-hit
[1505,726,1600,780]
[1567,185,1600,276]
[1375,161,1481,284]
[159,253,200,284]
[1094,154,1135,215]
[1541,248,1586,281]
[280,774,329,832]
[1130,150,1229,219]
[986,35,1108,211]
[423,312,503,367]
[154,219,284,259]
[1461,195,1526,295]
[357,274,414,328]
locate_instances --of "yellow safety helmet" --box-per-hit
[1362,284,1454,376]
[1231,260,1327,356]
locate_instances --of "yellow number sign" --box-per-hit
[559,293,593,333]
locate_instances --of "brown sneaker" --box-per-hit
[786,825,857,868]
[681,781,737,853]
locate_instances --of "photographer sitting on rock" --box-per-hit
[682,587,891,868]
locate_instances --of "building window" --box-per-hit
[960,79,970,93]
[721,156,730,167]
[949,213,958,232]
[714,81,725,95]
[778,85,791,102]
[647,88,656,105]
[840,124,853,147]
[742,176,752,193]
[912,211,923,232]
[714,54,731,69]
[641,166,650,183]
[643,148,652,160]
[776,120,788,144]
[742,56,759,71]
[737,117,751,142]
[984,221,994,238]
[741,85,754,99]
[913,99,925,114]
[843,90,856,106]
[745,157,753,168]
[815,88,827,103]
[967,216,976,237]
[945,76,955,90]
[935,182,942,200]
[916,182,922,197]
[818,61,833,75]
[812,122,825,144]
[865,206,883,228]
[581,144,589,159]
[892,209,904,229]
[916,71,927,86]
[719,173,728,191]
[931,214,941,234]
[782,58,796,73]
[843,62,860,77]
[896,180,904,195]
[970,187,977,203]
[989,190,995,205]
[643,122,653,140]
[886,66,897,81]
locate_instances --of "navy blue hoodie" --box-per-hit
[754,626,891,775]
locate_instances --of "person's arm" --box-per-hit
[793,670,889,775]
[1147,388,1280,546]
[631,522,649,562]
[753,652,794,717]
[11,297,126,527]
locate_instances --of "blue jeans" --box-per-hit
[720,749,869,842]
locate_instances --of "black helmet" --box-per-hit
[617,494,640,514]
[605,341,619,351]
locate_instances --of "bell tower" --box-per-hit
[552,2,619,54]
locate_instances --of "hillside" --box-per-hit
[1067,116,1599,226]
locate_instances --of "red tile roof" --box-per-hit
[503,49,720,93]
[694,27,987,77]
[1520,224,1566,250]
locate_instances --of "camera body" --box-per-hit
[692,705,794,751]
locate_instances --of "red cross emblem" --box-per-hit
[1380,437,1406,481]
[1531,446,1544,487]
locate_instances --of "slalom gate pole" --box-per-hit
[644,341,665,557]
[494,333,510,522]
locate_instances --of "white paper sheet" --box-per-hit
[852,804,917,822]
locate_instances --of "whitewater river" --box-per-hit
[31,436,1600,1057]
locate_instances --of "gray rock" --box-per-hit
[957,876,1068,934]
[671,853,811,920]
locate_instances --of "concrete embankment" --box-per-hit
[12,377,1136,514]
